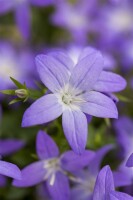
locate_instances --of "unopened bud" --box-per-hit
[15,89,28,99]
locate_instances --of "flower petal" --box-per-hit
[0,0,15,13]
[13,161,45,187]
[78,46,98,61]
[46,172,70,200]
[36,130,59,160]
[47,50,74,72]
[0,139,25,156]
[110,191,133,200]
[22,94,63,127]
[93,165,114,200]
[0,161,21,180]
[69,50,104,92]
[36,54,69,93]
[89,144,114,175]
[61,150,95,172]
[80,91,118,118]
[113,170,132,187]
[15,2,31,39]
[62,109,88,154]
[93,71,127,92]
[126,153,133,167]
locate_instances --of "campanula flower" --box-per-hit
[113,117,133,188]
[70,144,113,200]
[22,47,126,154]
[51,0,97,44]
[13,130,95,200]
[93,165,133,200]
[0,0,54,39]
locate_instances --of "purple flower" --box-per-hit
[114,116,133,160]
[113,116,133,188]
[93,165,133,200]
[70,144,114,200]
[13,130,95,200]
[0,139,25,157]
[0,0,54,39]
[126,153,133,168]
[67,45,116,71]
[22,47,126,154]
[119,38,133,71]
[51,0,97,44]
[97,1,133,39]
[0,160,21,180]
[0,41,37,91]
[0,138,25,187]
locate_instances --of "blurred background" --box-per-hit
[0,0,133,199]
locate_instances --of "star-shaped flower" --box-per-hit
[22,47,126,154]
[13,130,95,200]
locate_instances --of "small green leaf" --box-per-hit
[10,77,24,89]
[9,98,21,105]
[117,94,131,103]
[0,89,15,95]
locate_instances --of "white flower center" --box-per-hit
[56,84,85,111]
[62,93,73,105]
[43,158,63,185]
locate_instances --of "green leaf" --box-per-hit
[9,98,21,105]
[10,77,25,89]
[0,89,15,95]
[117,94,131,103]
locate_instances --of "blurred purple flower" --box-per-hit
[113,116,133,189]
[13,130,95,200]
[0,160,21,180]
[0,0,54,39]
[93,165,133,200]
[114,116,133,160]
[70,144,113,200]
[51,0,97,44]
[0,41,37,91]
[0,138,25,187]
[119,38,133,71]
[67,45,116,71]
[0,139,25,157]
[22,47,126,153]
[97,0,133,48]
